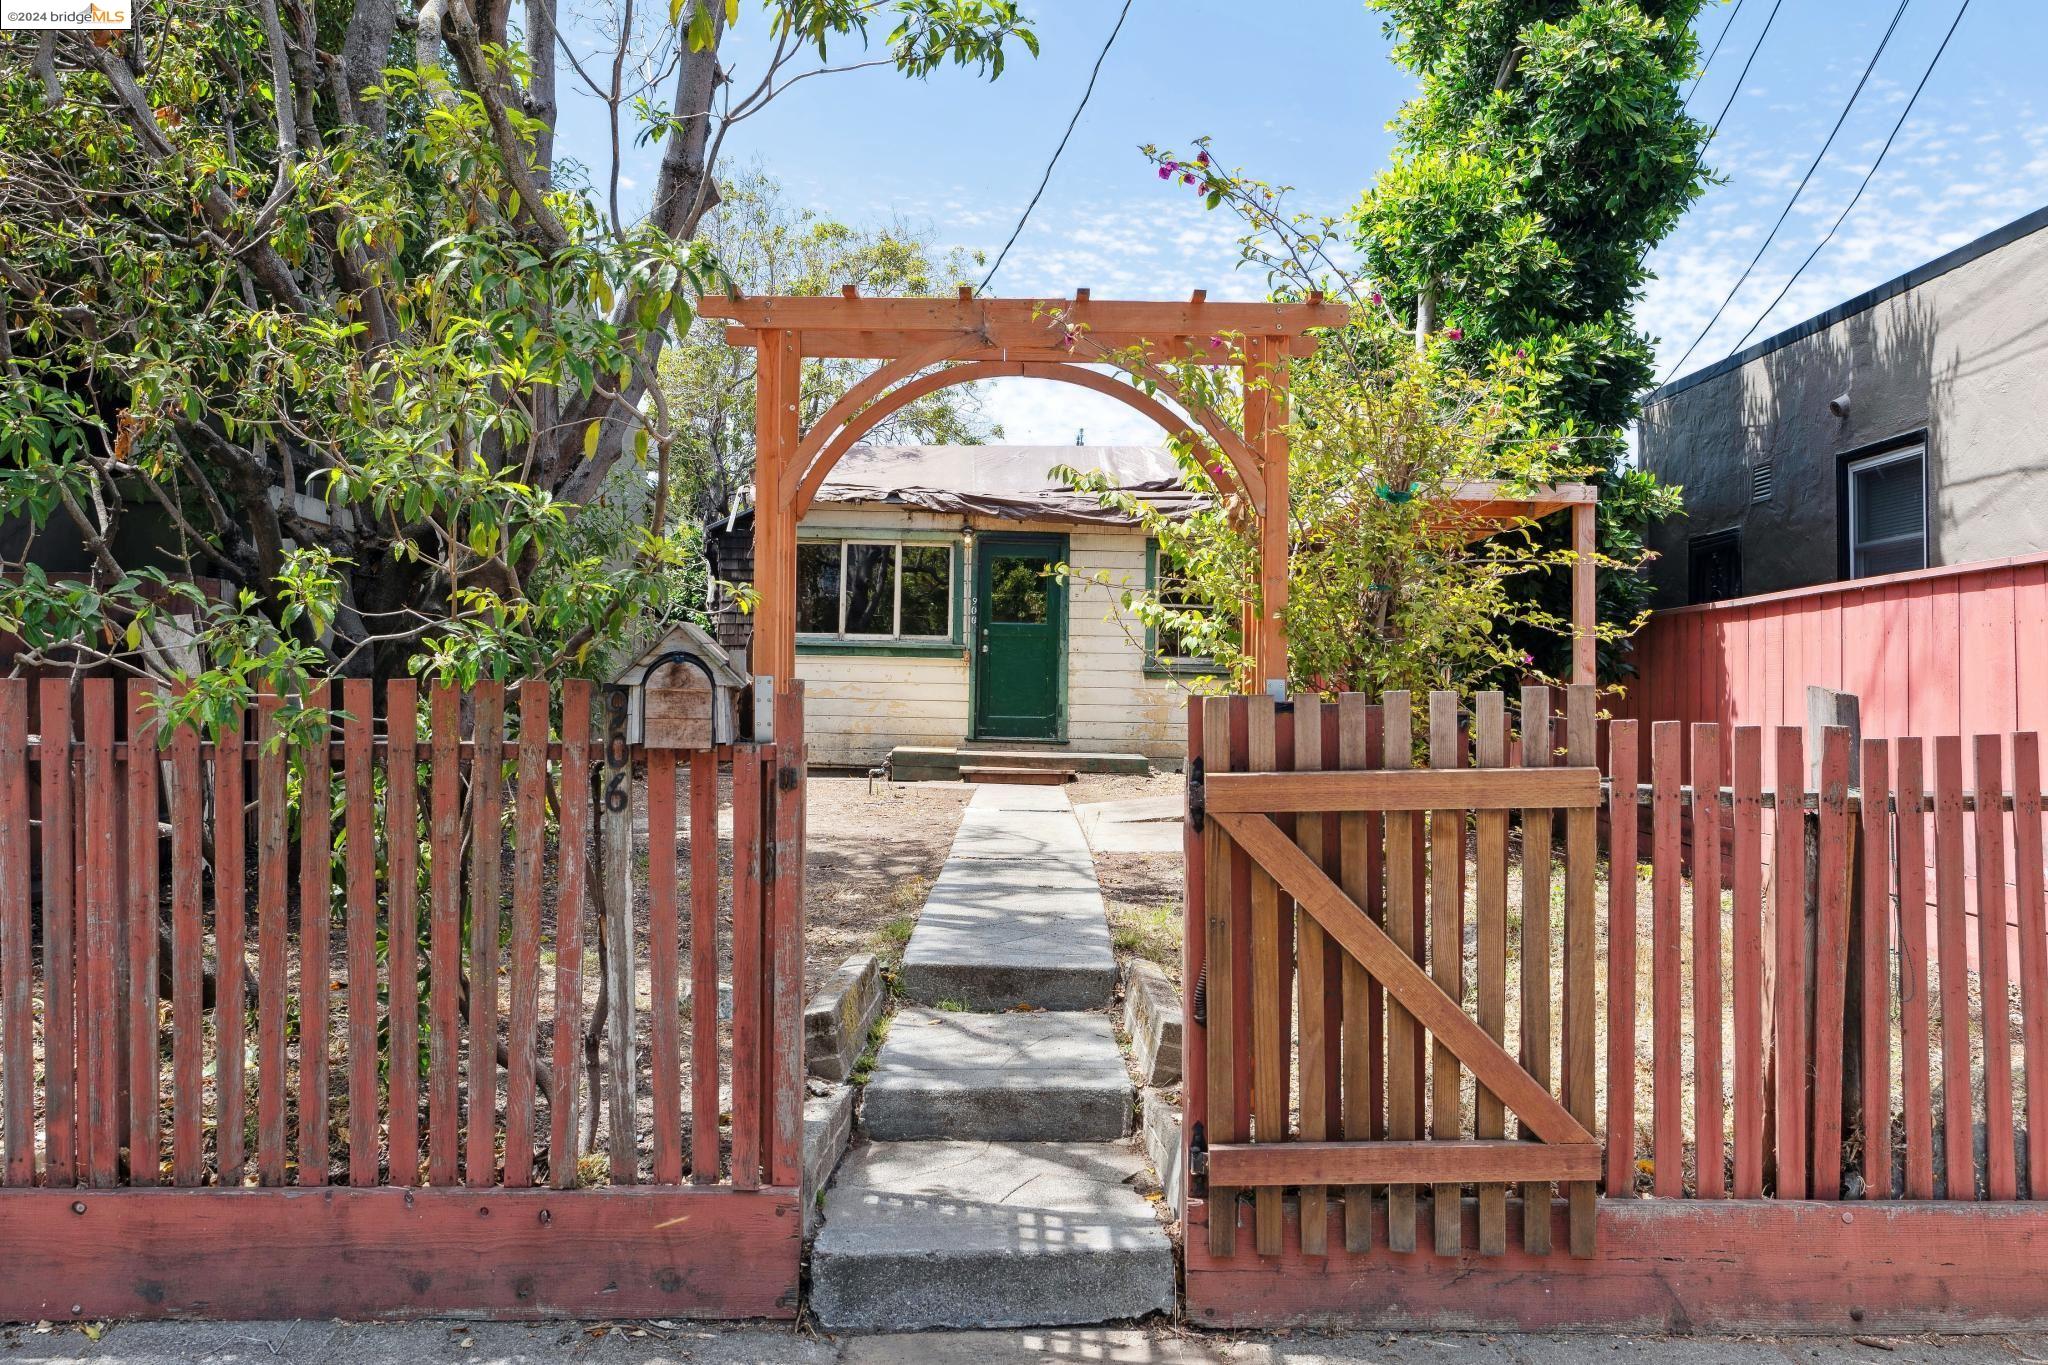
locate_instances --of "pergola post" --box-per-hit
[752,329,801,685]
[1571,500,1596,688]
[1247,335,1291,690]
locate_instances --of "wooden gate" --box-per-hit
[0,676,806,1320]
[1184,687,1603,1269]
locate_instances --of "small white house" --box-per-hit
[707,444,1216,770]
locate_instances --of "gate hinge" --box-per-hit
[1191,961,1207,1029]
[1187,1121,1208,1199]
[778,763,800,793]
[1186,755,1204,833]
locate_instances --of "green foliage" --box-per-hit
[1351,0,1708,680]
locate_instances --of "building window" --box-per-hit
[1846,446,1927,578]
[1145,540,1220,672]
[796,540,954,640]
[1687,530,1743,604]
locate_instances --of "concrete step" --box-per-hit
[889,746,1150,781]
[960,765,1074,786]
[862,1009,1132,1142]
[899,851,1113,1010]
[809,1139,1175,1331]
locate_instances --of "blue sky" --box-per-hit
[564,0,2048,444]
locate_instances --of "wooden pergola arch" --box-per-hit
[700,289,1598,692]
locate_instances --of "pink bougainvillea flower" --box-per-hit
[1197,150,1210,166]
[1515,347,1527,359]
[1181,172,1196,186]
[1158,166,1171,180]
[1370,291,1383,305]
[1446,326,1464,340]
[1163,161,1178,173]
[1206,335,1225,351]
[1060,328,1079,351]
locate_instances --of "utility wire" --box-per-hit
[1658,0,1914,383]
[1724,0,1972,354]
[1682,0,1747,109]
[977,0,1134,295]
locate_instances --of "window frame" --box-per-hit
[795,534,959,652]
[1844,443,1928,580]
[1143,538,1223,678]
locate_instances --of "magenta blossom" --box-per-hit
[1446,326,1464,341]
[1515,347,1527,359]
[1370,291,1383,305]
[1181,172,1196,186]
[1206,335,1225,351]
[1157,165,1171,180]
[1197,150,1210,166]
[1163,160,1178,173]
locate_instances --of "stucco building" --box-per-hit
[1637,205,2048,608]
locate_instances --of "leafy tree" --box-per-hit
[656,168,1001,526]
[0,0,1036,719]
[1350,0,1710,681]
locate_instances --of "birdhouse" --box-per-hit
[613,623,751,749]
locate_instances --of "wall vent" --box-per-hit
[1751,461,1775,505]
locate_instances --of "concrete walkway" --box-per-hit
[810,784,1175,1332]
[12,1321,2046,1363]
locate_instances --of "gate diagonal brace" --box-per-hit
[1213,811,1594,1149]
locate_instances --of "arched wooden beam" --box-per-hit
[781,332,983,510]
[791,361,1267,519]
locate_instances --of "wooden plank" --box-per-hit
[168,713,205,1187]
[1649,721,1683,1198]
[215,705,248,1186]
[1562,687,1598,1256]
[647,748,683,1186]
[427,686,462,1186]
[687,746,720,1184]
[1245,696,1285,1257]
[1771,726,1808,1199]
[1427,690,1465,1256]
[1858,738,1894,1201]
[1292,694,1329,1256]
[1730,727,1767,1198]
[1215,812,1593,1149]
[1201,696,1237,1257]
[1932,736,1972,1198]
[128,683,162,1186]
[2012,732,2048,1199]
[384,681,420,1187]
[730,745,764,1191]
[768,683,808,1191]
[1811,727,1853,1199]
[1382,692,1419,1253]
[506,681,549,1188]
[0,682,29,1185]
[81,683,120,1188]
[1691,725,1725,1198]
[1972,735,2017,1200]
[1519,687,1557,1252]
[39,681,78,1185]
[1335,694,1374,1254]
[1186,1198,2048,1334]
[1209,1141,1601,1188]
[1204,767,1601,813]
[600,687,638,1186]
[0,1186,802,1321]
[1894,739,1935,1199]
[343,680,380,1187]
[300,682,332,1187]
[1229,699,1254,1171]
[1474,693,1510,1253]
[467,683,505,1187]
[552,683,592,1189]
[1182,699,1208,1244]
[254,698,289,1187]
[1604,720,1640,1198]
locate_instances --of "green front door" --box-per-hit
[973,534,1065,741]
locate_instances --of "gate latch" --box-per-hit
[1187,1120,1208,1200]
[1186,755,1204,834]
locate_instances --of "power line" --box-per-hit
[1658,0,1914,383]
[1696,0,1781,150]
[1724,0,1972,354]
[1682,0,1747,109]
[977,0,1135,295]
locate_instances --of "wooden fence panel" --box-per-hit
[0,681,27,1186]
[39,680,78,1187]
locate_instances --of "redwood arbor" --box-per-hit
[702,290,1598,691]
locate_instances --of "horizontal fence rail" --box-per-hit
[1184,687,2048,1331]
[0,675,806,1320]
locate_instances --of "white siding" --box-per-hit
[791,510,1194,767]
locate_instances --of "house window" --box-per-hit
[1146,540,1220,671]
[1687,530,1743,604]
[1846,446,1927,578]
[796,540,954,640]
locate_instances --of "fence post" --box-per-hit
[1805,688,1862,1194]
[601,685,638,1184]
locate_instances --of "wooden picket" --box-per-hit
[0,676,804,1321]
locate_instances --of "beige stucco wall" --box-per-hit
[1639,213,2048,606]
[790,505,1197,769]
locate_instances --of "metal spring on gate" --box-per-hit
[1191,960,1207,1027]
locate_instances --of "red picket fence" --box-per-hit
[1184,691,2048,1334]
[0,676,806,1320]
